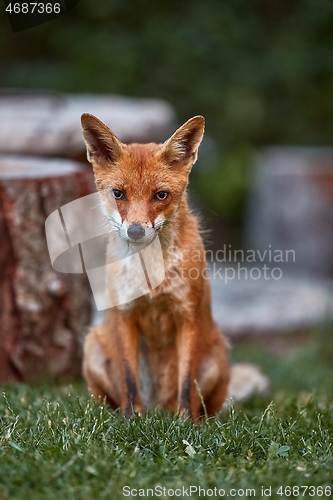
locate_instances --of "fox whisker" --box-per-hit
[106,214,122,230]
[155,218,175,231]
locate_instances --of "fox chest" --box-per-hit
[119,252,191,345]
[136,300,177,348]
[136,301,179,408]
[122,264,191,407]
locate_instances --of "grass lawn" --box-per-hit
[0,324,332,500]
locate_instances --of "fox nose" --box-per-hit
[127,223,145,241]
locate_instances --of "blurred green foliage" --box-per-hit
[1,0,333,222]
[192,145,253,224]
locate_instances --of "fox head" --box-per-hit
[81,114,205,246]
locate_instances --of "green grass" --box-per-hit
[0,325,332,500]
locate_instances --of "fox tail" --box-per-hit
[227,363,270,403]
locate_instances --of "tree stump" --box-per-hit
[0,155,95,383]
[246,147,333,278]
[0,92,175,161]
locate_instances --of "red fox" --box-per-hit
[81,114,266,419]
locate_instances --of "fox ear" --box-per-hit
[161,116,205,167]
[81,114,123,165]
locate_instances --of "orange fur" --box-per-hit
[81,114,230,419]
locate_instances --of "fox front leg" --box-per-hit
[176,321,201,419]
[111,312,142,416]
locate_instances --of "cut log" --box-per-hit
[0,155,95,383]
[0,91,175,160]
[246,147,333,278]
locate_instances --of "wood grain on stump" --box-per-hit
[0,155,95,383]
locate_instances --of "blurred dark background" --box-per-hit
[2,0,333,243]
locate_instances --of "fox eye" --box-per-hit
[155,191,169,201]
[112,189,125,200]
